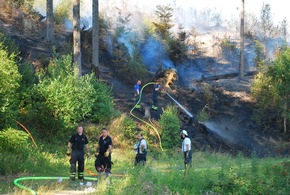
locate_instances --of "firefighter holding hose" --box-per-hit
[66,124,90,181]
[152,80,161,111]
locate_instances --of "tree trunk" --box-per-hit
[284,96,288,134]
[193,71,257,82]
[263,33,267,62]
[239,0,245,79]
[92,0,99,77]
[46,0,54,42]
[73,0,82,77]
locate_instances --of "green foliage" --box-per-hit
[26,54,115,134]
[219,34,238,55]
[159,105,180,149]
[153,5,174,40]
[122,117,138,140]
[251,72,274,125]
[54,0,71,26]
[267,47,290,123]
[0,32,19,57]
[0,141,67,176]
[254,40,265,67]
[37,56,113,126]
[201,83,215,104]
[166,35,187,64]
[197,109,209,123]
[120,50,151,85]
[0,43,21,129]
[0,128,29,152]
[153,5,188,64]
[90,79,115,124]
[251,46,290,129]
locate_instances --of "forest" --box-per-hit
[0,0,289,194]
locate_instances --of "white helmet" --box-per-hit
[181,130,188,136]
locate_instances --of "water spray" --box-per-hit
[164,91,194,119]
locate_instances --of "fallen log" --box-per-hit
[193,71,257,82]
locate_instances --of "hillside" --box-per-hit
[0,3,289,158]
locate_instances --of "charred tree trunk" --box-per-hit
[284,94,288,134]
[193,71,257,82]
[239,0,245,79]
[46,0,54,42]
[73,0,82,77]
[92,0,99,77]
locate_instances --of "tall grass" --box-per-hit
[1,148,290,194]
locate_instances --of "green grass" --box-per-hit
[1,147,290,195]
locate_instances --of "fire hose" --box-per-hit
[13,176,99,195]
[130,82,164,151]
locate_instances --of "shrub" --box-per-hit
[219,34,238,55]
[251,46,290,131]
[0,128,29,152]
[254,40,265,67]
[0,43,21,129]
[119,52,151,85]
[159,105,180,149]
[0,32,19,57]
[106,114,138,149]
[34,54,115,131]
[196,109,209,123]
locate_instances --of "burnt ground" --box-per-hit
[1,9,289,158]
[101,64,289,157]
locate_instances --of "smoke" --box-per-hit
[32,0,289,88]
[139,37,174,72]
[117,32,136,58]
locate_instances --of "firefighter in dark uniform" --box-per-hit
[95,127,113,174]
[67,124,90,180]
[152,80,161,111]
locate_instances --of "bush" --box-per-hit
[120,50,151,85]
[159,105,180,149]
[0,32,19,57]
[0,128,29,152]
[219,34,238,55]
[251,46,290,130]
[0,43,21,129]
[34,54,115,131]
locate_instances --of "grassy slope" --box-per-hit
[1,146,290,194]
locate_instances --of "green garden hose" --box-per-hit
[13,176,98,195]
[130,82,164,151]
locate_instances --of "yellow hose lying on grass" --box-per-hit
[129,82,163,151]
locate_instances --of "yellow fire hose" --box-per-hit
[129,82,164,151]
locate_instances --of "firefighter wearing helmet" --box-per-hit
[180,130,192,169]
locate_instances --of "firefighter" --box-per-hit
[134,133,147,166]
[95,128,113,174]
[180,130,192,169]
[67,124,90,181]
[134,80,142,108]
[152,80,161,111]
